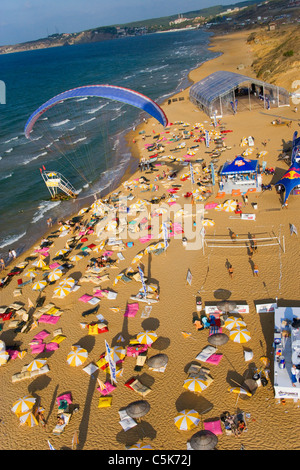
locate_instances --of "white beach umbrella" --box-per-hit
[224,316,247,331]
[53,285,72,298]
[223,200,237,212]
[136,330,158,345]
[174,410,200,431]
[183,377,208,394]
[32,280,47,291]
[229,328,251,343]
[48,268,63,282]
[67,346,88,367]
[11,396,36,416]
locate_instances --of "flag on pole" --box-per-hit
[186,269,192,286]
[190,162,195,184]
[205,130,210,148]
[138,265,147,299]
[28,298,34,309]
[105,340,117,385]
[72,431,79,450]
[47,440,56,450]
[213,112,217,127]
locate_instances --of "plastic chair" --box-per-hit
[216,191,225,199]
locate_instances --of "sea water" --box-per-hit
[0,28,219,259]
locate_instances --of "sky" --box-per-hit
[0,0,240,45]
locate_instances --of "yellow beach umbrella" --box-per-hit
[183,377,208,394]
[131,252,144,265]
[105,346,126,363]
[0,350,10,365]
[19,411,39,427]
[25,271,37,279]
[48,268,63,282]
[59,277,75,288]
[202,219,215,227]
[11,396,36,416]
[93,241,106,253]
[32,280,47,291]
[55,249,69,257]
[228,386,252,398]
[174,409,200,431]
[78,207,88,215]
[26,359,47,372]
[223,199,237,212]
[214,204,223,211]
[136,330,158,345]
[224,316,247,331]
[70,254,83,262]
[67,346,88,367]
[229,328,251,343]
[243,147,254,156]
[53,285,72,298]
[32,258,47,268]
[58,224,70,232]
[128,442,153,450]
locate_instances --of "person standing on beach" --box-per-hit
[253,264,259,276]
[0,258,5,271]
[8,249,17,260]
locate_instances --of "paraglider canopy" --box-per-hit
[24,85,169,138]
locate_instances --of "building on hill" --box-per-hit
[189,71,290,118]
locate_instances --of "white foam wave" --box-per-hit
[31,200,61,224]
[51,119,70,127]
[31,135,43,141]
[22,151,47,165]
[79,117,96,126]
[4,136,18,144]
[87,103,107,114]
[76,97,88,102]
[5,148,13,153]
[0,231,26,249]
[72,137,87,144]
[0,172,13,181]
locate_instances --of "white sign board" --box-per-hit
[205,304,249,315]
[256,303,277,313]
[241,213,256,220]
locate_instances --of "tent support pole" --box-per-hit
[248,84,251,111]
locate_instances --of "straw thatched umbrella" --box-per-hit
[190,430,218,450]
[208,333,229,346]
[217,300,237,314]
[125,400,150,419]
[147,354,168,369]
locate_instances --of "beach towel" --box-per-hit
[46,342,59,351]
[49,262,61,269]
[33,330,50,342]
[209,326,222,336]
[124,303,139,317]
[31,343,46,354]
[38,314,61,325]
[139,235,153,243]
[98,381,116,396]
[196,345,217,362]
[56,393,72,405]
[203,419,223,435]
[205,353,223,365]
[79,294,93,303]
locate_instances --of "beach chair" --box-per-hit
[231,189,241,197]
[216,191,225,199]
[245,188,256,195]
[52,412,71,436]
[130,378,151,397]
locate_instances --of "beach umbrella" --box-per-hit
[59,277,75,288]
[32,258,47,268]
[202,219,215,227]
[214,204,223,211]
[127,442,153,450]
[70,254,83,262]
[208,333,229,346]
[183,377,208,394]
[147,354,168,369]
[32,280,47,291]
[0,350,9,365]
[223,200,237,212]
[131,252,144,265]
[26,359,47,372]
[78,207,88,215]
[55,249,69,257]
[190,430,218,450]
[0,340,6,351]
[105,346,126,363]
[229,328,251,343]
[105,220,118,232]
[11,396,36,416]
[59,225,70,232]
[48,268,63,282]
[224,316,247,331]
[174,410,200,431]
[93,241,106,253]
[228,386,252,398]
[126,400,150,419]
[217,300,237,313]
[25,271,37,279]
[67,346,88,367]
[19,411,39,427]
[243,147,254,156]
[53,285,72,298]
[136,330,158,345]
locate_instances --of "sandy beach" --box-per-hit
[1,29,300,451]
